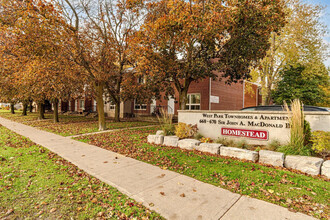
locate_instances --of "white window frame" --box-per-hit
[137,76,146,84]
[79,99,85,110]
[186,93,201,110]
[109,104,115,111]
[134,99,147,110]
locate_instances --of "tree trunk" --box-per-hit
[264,84,273,105]
[95,82,106,131]
[10,103,15,114]
[22,102,28,116]
[53,98,59,123]
[178,89,188,110]
[114,97,121,122]
[38,103,45,120]
[29,100,33,112]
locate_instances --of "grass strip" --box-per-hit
[0,110,156,136]
[0,125,163,219]
[76,126,329,219]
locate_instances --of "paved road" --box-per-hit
[0,117,316,220]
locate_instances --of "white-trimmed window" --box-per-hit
[138,76,146,84]
[79,99,85,110]
[134,99,147,110]
[186,94,201,110]
[109,104,115,111]
[107,100,116,111]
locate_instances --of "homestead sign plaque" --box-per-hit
[178,110,330,145]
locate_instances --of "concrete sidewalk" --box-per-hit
[0,117,315,220]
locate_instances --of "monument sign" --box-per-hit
[178,110,330,145]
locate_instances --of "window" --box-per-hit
[186,94,201,110]
[109,104,115,111]
[79,99,85,110]
[138,76,145,84]
[134,99,147,110]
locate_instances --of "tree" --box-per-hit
[58,0,144,128]
[250,0,329,105]
[0,0,84,121]
[134,0,286,110]
[272,63,329,105]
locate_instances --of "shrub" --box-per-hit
[194,133,204,140]
[304,120,312,145]
[278,144,313,156]
[266,139,282,151]
[311,131,330,158]
[234,140,249,149]
[215,137,235,147]
[157,108,175,135]
[282,99,313,155]
[175,123,198,139]
[200,137,212,143]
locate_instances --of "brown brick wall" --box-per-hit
[85,98,93,112]
[210,79,244,110]
[244,82,259,108]
[130,78,261,115]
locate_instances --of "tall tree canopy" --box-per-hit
[133,0,286,109]
[58,0,145,128]
[250,0,329,105]
[0,0,84,121]
[272,64,329,106]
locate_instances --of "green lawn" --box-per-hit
[76,126,330,219]
[0,125,163,219]
[0,110,157,136]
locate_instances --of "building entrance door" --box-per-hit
[168,96,175,114]
[150,99,156,114]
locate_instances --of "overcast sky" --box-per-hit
[303,0,330,67]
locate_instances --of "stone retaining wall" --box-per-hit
[147,131,329,178]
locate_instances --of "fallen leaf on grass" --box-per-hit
[268,189,274,194]
[50,208,57,213]
[5,209,14,215]
[97,212,104,217]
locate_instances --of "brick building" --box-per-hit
[104,78,261,117]
[58,76,261,117]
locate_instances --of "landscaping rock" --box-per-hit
[178,139,201,150]
[284,155,324,176]
[156,130,164,136]
[147,135,157,144]
[220,147,259,162]
[163,136,180,147]
[195,143,221,154]
[147,135,164,145]
[155,135,164,145]
[321,160,330,178]
[259,150,285,167]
